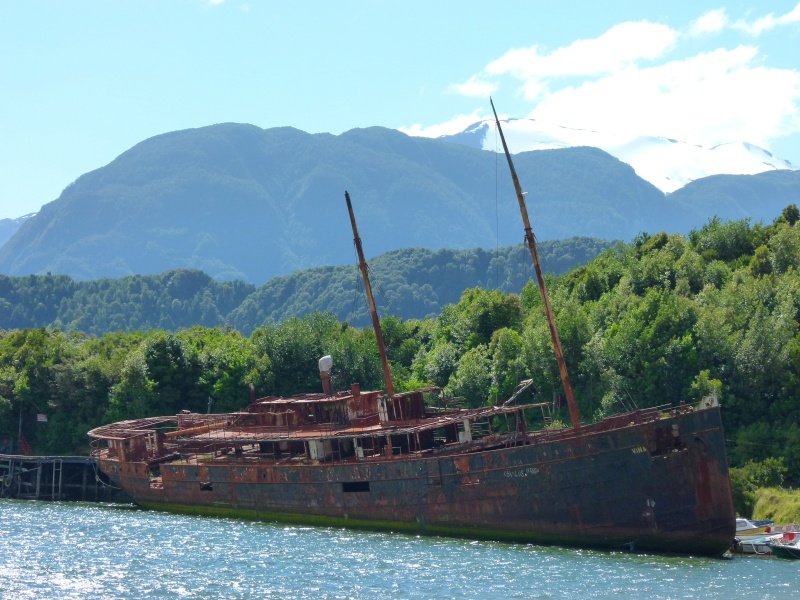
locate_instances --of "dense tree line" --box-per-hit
[0,238,612,334]
[1,208,798,495]
[228,238,613,330]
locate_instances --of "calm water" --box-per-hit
[0,499,797,599]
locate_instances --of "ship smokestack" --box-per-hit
[319,355,333,396]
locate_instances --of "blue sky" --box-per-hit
[2,0,799,219]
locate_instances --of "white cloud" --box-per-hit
[732,2,800,35]
[432,8,800,152]
[450,76,497,98]
[399,110,485,138]
[687,2,800,36]
[528,46,800,147]
[688,8,729,36]
[486,21,677,81]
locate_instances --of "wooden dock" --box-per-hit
[0,454,128,502]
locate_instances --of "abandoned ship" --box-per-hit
[88,103,736,555]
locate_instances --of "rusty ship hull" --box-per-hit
[93,402,734,555]
[90,174,735,555]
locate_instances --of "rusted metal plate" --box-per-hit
[95,405,735,555]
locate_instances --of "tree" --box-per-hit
[780,203,799,226]
[689,369,722,404]
[416,341,460,388]
[768,223,800,274]
[328,327,383,392]
[444,345,492,408]
[435,288,522,350]
[178,327,271,412]
[730,458,787,517]
[105,345,156,422]
[750,245,772,277]
[689,217,756,262]
[0,328,75,452]
[490,328,527,404]
[251,313,341,396]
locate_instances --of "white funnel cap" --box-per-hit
[318,355,333,373]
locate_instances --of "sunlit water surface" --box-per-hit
[0,499,796,599]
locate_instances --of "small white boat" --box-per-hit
[769,531,800,559]
[736,517,773,536]
[735,534,775,555]
[732,519,779,555]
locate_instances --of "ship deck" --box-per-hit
[89,402,548,444]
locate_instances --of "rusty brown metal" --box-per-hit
[88,400,736,555]
[345,191,395,397]
[164,421,227,439]
[490,99,581,429]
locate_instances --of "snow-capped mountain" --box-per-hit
[440,119,794,193]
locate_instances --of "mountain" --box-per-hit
[1,123,798,284]
[0,124,665,283]
[440,119,794,193]
[0,213,35,249]
[668,170,800,228]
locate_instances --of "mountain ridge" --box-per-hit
[1,123,799,284]
[438,118,795,193]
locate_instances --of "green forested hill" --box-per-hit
[0,238,612,335]
[0,270,255,334]
[227,237,613,332]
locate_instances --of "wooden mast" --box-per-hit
[490,99,581,429]
[345,191,395,397]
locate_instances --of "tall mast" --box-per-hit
[490,99,581,429]
[345,191,395,397]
